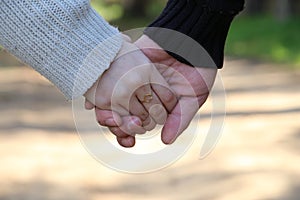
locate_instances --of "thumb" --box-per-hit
[161,97,199,144]
[85,99,95,110]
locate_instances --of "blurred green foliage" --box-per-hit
[91,0,166,24]
[226,15,300,68]
[144,0,167,18]
[91,0,123,21]
[91,0,166,31]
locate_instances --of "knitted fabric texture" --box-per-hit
[0,0,122,99]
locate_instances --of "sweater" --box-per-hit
[0,0,122,100]
[144,0,245,68]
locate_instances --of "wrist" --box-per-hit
[114,35,139,60]
[84,79,99,105]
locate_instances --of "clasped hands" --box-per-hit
[84,35,217,148]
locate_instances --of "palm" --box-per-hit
[144,48,210,104]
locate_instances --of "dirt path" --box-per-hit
[0,59,299,200]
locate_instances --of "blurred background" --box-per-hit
[0,0,300,199]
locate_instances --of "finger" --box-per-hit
[150,71,178,113]
[147,92,167,125]
[161,97,199,145]
[85,99,95,110]
[142,116,152,129]
[97,97,146,132]
[129,97,150,123]
[135,85,166,125]
[117,136,136,148]
[143,117,156,131]
[136,85,167,125]
[109,116,146,136]
[95,108,122,127]
[109,127,128,138]
[110,86,149,127]
[151,83,177,113]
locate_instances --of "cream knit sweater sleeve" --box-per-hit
[0,0,122,99]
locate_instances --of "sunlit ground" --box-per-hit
[0,58,300,200]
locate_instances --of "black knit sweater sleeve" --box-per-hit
[144,0,245,68]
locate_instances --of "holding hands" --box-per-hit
[85,35,217,148]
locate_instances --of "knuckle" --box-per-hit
[125,74,143,88]
[140,111,149,120]
[95,96,111,109]
[142,116,151,126]
[96,116,108,126]
[117,90,128,99]
[162,90,176,103]
[97,119,106,126]
[138,112,149,121]
[113,90,129,103]
[115,86,131,99]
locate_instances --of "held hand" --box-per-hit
[84,36,177,147]
[135,35,217,144]
[136,35,217,144]
[96,35,217,146]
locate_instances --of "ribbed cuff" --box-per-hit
[144,0,244,68]
[44,8,123,100]
[0,1,122,100]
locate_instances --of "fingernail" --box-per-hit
[128,119,143,133]
[130,117,142,126]
[128,122,140,130]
